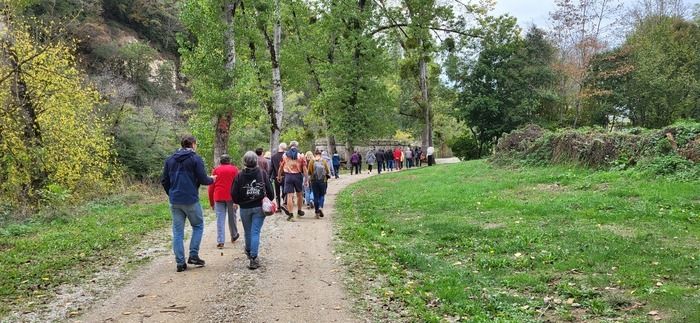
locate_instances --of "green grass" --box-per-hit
[336,160,700,322]
[0,192,171,318]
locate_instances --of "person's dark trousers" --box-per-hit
[428,155,435,166]
[377,162,382,174]
[273,179,283,207]
[368,164,373,173]
[415,157,420,167]
[352,163,360,175]
[311,181,327,214]
[408,159,413,168]
[333,164,340,178]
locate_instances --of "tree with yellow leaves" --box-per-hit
[1,5,116,210]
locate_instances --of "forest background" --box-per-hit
[1,0,699,215]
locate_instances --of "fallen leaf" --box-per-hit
[514,253,523,258]
[566,298,575,305]
[656,282,663,287]
[648,310,659,316]
[122,312,132,315]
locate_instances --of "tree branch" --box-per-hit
[398,110,421,119]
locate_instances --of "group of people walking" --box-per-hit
[161,137,333,272]
[349,145,435,175]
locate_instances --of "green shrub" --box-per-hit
[113,105,177,181]
[493,121,700,178]
[449,135,482,160]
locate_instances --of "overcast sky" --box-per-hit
[492,0,700,28]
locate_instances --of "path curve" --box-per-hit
[80,171,373,323]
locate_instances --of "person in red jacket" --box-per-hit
[393,147,402,170]
[208,154,240,248]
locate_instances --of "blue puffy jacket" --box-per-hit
[161,149,213,204]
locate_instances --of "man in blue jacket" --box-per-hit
[161,136,215,272]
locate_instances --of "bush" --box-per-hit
[449,134,482,160]
[493,121,700,179]
[113,105,177,181]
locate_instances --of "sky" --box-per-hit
[492,0,700,29]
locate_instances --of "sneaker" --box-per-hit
[231,232,240,242]
[248,257,260,270]
[286,214,295,221]
[297,210,305,217]
[315,212,320,219]
[245,249,252,260]
[319,209,324,218]
[187,256,206,267]
[217,243,224,249]
[176,263,187,272]
[281,205,292,216]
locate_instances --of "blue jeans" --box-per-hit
[311,181,327,213]
[333,164,340,178]
[387,159,394,171]
[215,201,238,244]
[239,207,266,258]
[304,187,313,205]
[170,202,204,265]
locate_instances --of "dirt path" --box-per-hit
[80,171,374,323]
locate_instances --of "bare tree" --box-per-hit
[549,0,623,127]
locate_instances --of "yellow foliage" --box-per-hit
[0,21,117,207]
[393,130,414,142]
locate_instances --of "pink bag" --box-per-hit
[262,197,277,215]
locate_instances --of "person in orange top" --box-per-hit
[277,140,307,221]
[208,154,240,248]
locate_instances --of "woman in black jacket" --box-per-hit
[231,151,274,270]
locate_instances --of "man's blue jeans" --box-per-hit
[171,202,204,265]
[239,207,266,258]
[215,201,238,244]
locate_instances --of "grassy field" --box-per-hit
[336,161,700,322]
[0,192,171,318]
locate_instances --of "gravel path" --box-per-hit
[79,159,461,323]
[80,172,373,323]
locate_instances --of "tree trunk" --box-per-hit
[214,1,239,165]
[419,54,432,152]
[327,135,336,155]
[1,19,46,198]
[269,0,283,153]
[213,113,232,166]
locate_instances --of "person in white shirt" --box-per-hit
[427,146,435,166]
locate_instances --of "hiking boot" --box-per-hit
[248,257,260,270]
[315,212,320,219]
[187,256,206,267]
[297,210,305,217]
[216,243,224,249]
[245,249,252,260]
[318,209,324,218]
[231,232,240,242]
[176,263,187,272]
